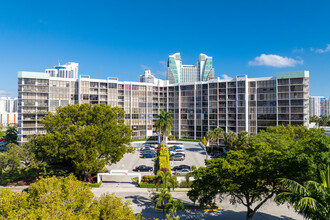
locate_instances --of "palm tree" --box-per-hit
[153,189,172,218]
[224,131,237,150]
[275,165,330,220]
[214,127,224,146]
[165,198,184,218]
[156,170,176,191]
[206,130,216,145]
[4,126,18,144]
[155,110,173,150]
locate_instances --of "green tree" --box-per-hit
[275,165,330,220]
[4,126,18,144]
[165,198,184,219]
[214,127,224,146]
[224,131,237,150]
[0,175,142,219]
[202,136,207,146]
[319,115,329,127]
[188,143,306,220]
[34,103,133,181]
[156,170,176,191]
[235,130,249,149]
[206,130,216,144]
[1,143,21,172]
[155,109,173,150]
[153,189,172,219]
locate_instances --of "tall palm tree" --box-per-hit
[156,170,176,191]
[155,110,173,150]
[214,127,224,146]
[153,189,172,218]
[206,130,216,145]
[224,131,237,150]
[4,126,18,144]
[165,198,184,218]
[275,165,330,220]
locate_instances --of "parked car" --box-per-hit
[133,165,153,172]
[175,169,190,175]
[142,152,156,158]
[173,165,191,171]
[170,149,185,155]
[169,146,183,152]
[141,146,155,152]
[170,154,185,161]
[141,149,156,155]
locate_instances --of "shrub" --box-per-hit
[181,180,193,188]
[157,144,171,173]
[138,183,156,188]
[177,138,201,142]
[87,181,102,188]
[168,135,176,141]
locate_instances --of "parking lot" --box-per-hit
[104,142,206,181]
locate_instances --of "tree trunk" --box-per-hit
[163,134,166,151]
[246,208,255,220]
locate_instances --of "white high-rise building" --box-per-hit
[309,96,326,117]
[167,53,214,84]
[45,62,79,78]
[0,97,18,127]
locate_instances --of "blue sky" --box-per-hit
[1,0,330,97]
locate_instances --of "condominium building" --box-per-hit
[0,97,18,128]
[167,53,214,84]
[17,61,309,144]
[309,96,330,117]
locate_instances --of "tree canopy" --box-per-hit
[33,103,133,180]
[188,126,330,220]
[0,175,143,219]
[155,109,173,149]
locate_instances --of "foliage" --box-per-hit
[157,144,171,173]
[275,165,330,220]
[155,110,173,149]
[223,131,237,150]
[214,127,224,145]
[86,181,102,188]
[177,138,200,142]
[188,125,330,220]
[4,126,18,144]
[310,115,330,127]
[181,180,193,188]
[0,175,141,219]
[138,183,157,188]
[165,198,184,218]
[156,170,176,191]
[206,130,216,143]
[153,189,172,218]
[33,103,133,181]
[202,136,208,146]
[168,135,176,141]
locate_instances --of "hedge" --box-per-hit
[86,181,102,188]
[177,138,201,142]
[157,144,171,173]
[138,183,156,188]
[181,180,193,188]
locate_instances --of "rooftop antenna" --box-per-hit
[58,57,60,66]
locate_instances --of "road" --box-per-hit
[93,142,303,219]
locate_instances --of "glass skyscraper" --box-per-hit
[167,53,214,84]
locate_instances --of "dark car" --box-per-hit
[133,165,153,172]
[142,152,156,158]
[173,165,191,171]
[170,154,185,161]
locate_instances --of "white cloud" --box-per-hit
[314,44,330,53]
[221,74,233,80]
[159,60,167,68]
[0,90,11,97]
[140,65,151,70]
[292,48,304,53]
[248,54,303,68]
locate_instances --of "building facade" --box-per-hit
[167,53,214,84]
[0,97,18,128]
[18,63,309,144]
[309,96,330,117]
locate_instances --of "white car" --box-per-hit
[170,149,185,155]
